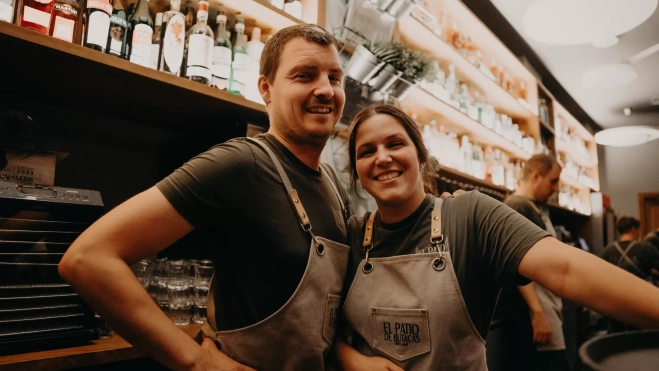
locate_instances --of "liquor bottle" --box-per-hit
[49,0,81,43]
[83,0,113,52]
[106,0,126,58]
[211,10,231,89]
[125,0,153,67]
[245,26,264,103]
[283,0,302,19]
[229,18,248,96]
[150,12,163,69]
[185,0,213,85]
[445,64,458,107]
[181,0,195,29]
[17,0,56,34]
[158,0,186,76]
[0,0,14,22]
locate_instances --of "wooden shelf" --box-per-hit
[0,324,201,371]
[553,101,595,142]
[560,173,595,191]
[547,202,591,217]
[436,165,509,194]
[555,138,597,168]
[212,0,301,34]
[401,87,533,161]
[0,22,268,129]
[397,16,536,121]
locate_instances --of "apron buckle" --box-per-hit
[432,257,446,271]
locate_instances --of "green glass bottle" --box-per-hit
[229,18,248,96]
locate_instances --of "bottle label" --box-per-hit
[211,45,231,79]
[187,66,211,80]
[22,5,51,29]
[52,15,75,41]
[87,10,110,48]
[87,0,112,14]
[53,2,78,16]
[108,20,125,56]
[232,52,249,84]
[109,14,127,28]
[162,14,185,74]
[150,44,160,69]
[187,33,212,70]
[0,3,12,22]
[130,23,153,67]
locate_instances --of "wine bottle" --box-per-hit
[210,10,231,90]
[0,0,15,23]
[83,0,113,52]
[158,0,185,76]
[49,0,81,43]
[150,12,162,69]
[106,0,126,58]
[185,0,213,85]
[17,0,56,34]
[181,0,195,29]
[125,0,153,68]
[229,18,247,96]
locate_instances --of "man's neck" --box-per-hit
[514,183,536,202]
[267,129,324,170]
[620,234,636,242]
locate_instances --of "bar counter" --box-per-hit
[0,324,202,371]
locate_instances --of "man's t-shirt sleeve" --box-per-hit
[504,196,544,230]
[156,140,255,228]
[470,192,551,286]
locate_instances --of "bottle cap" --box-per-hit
[198,0,209,12]
[217,14,227,22]
[251,27,261,41]
[155,12,163,24]
[235,22,245,31]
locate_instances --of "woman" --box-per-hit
[333,103,659,370]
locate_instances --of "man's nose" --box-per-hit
[314,75,334,101]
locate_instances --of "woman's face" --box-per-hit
[354,114,425,209]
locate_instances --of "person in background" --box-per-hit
[601,216,659,333]
[59,24,351,371]
[644,227,659,251]
[332,103,659,370]
[487,154,569,371]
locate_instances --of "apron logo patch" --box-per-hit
[382,321,421,346]
[328,307,338,329]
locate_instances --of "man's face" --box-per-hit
[258,38,345,148]
[534,164,561,202]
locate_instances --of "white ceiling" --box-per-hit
[490,0,659,129]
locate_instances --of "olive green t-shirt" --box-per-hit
[157,134,350,331]
[345,191,550,339]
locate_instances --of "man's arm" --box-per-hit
[517,283,552,344]
[519,237,659,329]
[59,187,254,371]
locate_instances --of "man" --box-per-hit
[602,216,659,333]
[645,227,659,251]
[59,24,352,371]
[487,154,570,371]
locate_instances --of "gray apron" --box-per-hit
[200,138,350,370]
[343,197,487,370]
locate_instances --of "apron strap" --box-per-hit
[319,162,349,227]
[363,210,377,249]
[430,197,444,245]
[246,137,312,230]
[614,241,645,277]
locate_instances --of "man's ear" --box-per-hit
[258,75,271,105]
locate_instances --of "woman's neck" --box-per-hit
[377,190,427,224]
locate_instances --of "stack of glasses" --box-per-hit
[131,258,214,326]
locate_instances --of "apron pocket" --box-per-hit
[323,294,342,345]
[370,307,431,362]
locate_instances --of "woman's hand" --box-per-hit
[341,353,405,371]
[190,337,258,371]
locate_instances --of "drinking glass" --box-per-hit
[166,260,193,326]
[192,260,213,324]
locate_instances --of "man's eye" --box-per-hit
[296,73,311,79]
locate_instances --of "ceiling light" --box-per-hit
[623,107,632,116]
[581,63,638,90]
[592,35,619,48]
[523,0,658,46]
[595,126,659,147]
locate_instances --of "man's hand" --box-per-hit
[440,189,466,198]
[529,308,553,345]
[191,337,258,371]
[341,353,405,371]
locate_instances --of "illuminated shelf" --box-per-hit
[0,22,268,127]
[555,138,597,168]
[401,88,533,161]
[547,202,591,217]
[560,173,598,192]
[436,166,509,194]
[217,0,302,33]
[553,101,595,142]
[397,16,536,121]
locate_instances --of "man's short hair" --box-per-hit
[260,24,339,83]
[617,215,640,235]
[522,154,560,180]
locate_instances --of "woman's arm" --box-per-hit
[518,237,659,329]
[330,334,404,371]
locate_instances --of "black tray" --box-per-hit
[579,330,659,371]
